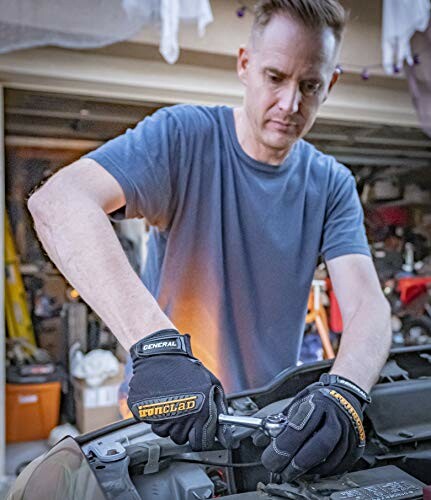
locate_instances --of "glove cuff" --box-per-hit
[319,373,372,407]
[130,329,194,359]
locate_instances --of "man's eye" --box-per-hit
[267,73,282,83]
[301,81,322,96]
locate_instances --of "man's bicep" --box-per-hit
[320,171,370,261]
[30,158,126,215]
[326,254,385,317]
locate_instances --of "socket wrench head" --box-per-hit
[262,413,289,438]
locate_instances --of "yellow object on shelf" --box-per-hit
[5,214,36,345]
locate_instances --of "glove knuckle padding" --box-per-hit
[127,330,232,451]
[286,394,315,430]
[262,392,323,474]
[262,383,366,481]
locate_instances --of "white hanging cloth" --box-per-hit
[0,0,213,64]
[406,20,431,137]
[124,0,213,63]
[382,0,430,74]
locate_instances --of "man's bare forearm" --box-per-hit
[28,187,174,351]
[330,296,392,393]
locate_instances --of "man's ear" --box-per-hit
[237,44,249,86]
[329,67,341,91]
[323,68,340,102]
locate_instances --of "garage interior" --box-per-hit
[2,0,431,494]
[4,83,431,491]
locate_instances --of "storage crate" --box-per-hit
[6,381,61,442]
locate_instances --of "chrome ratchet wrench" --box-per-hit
[218,412,288,438]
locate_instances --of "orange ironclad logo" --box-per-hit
[329,389,366,444]
[135,393,204,420]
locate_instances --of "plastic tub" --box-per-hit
[6,381,61,442]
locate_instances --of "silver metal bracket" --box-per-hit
[87,441,127,462]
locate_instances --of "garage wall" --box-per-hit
[131,0,384,69]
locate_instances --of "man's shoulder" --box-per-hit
[299,139,352,180]
[160,104,228,133]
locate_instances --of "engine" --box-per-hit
[81,346,431,499]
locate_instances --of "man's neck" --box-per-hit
[233,107,293,166]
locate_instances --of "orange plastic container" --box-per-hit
[6,381,61,442]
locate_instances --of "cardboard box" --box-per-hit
[73,364,124,434]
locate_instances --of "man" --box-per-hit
[28,0,391,482]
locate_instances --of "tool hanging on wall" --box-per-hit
[5,213,36,345]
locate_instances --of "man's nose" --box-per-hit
[277,83,301,114]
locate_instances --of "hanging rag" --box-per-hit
[382,0,430,74]
[0,0,213,64]
[406,21,431,137]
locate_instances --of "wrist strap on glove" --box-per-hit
[318,373,372,407]
[131,329,194,359]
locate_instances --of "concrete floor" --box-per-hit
[1,440,50,499]
[6,440,49,477]
[0,478,15,500]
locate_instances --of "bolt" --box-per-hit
[398,431,414,438]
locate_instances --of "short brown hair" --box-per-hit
[253,0,348,43]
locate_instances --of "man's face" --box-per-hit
[237,14,340,158]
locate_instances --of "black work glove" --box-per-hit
[261,373,370,482]
[127,329,232,451]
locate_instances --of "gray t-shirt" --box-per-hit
[85,105,370,394]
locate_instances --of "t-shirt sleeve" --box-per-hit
[320,169,371,261]
[84,107,182,229]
